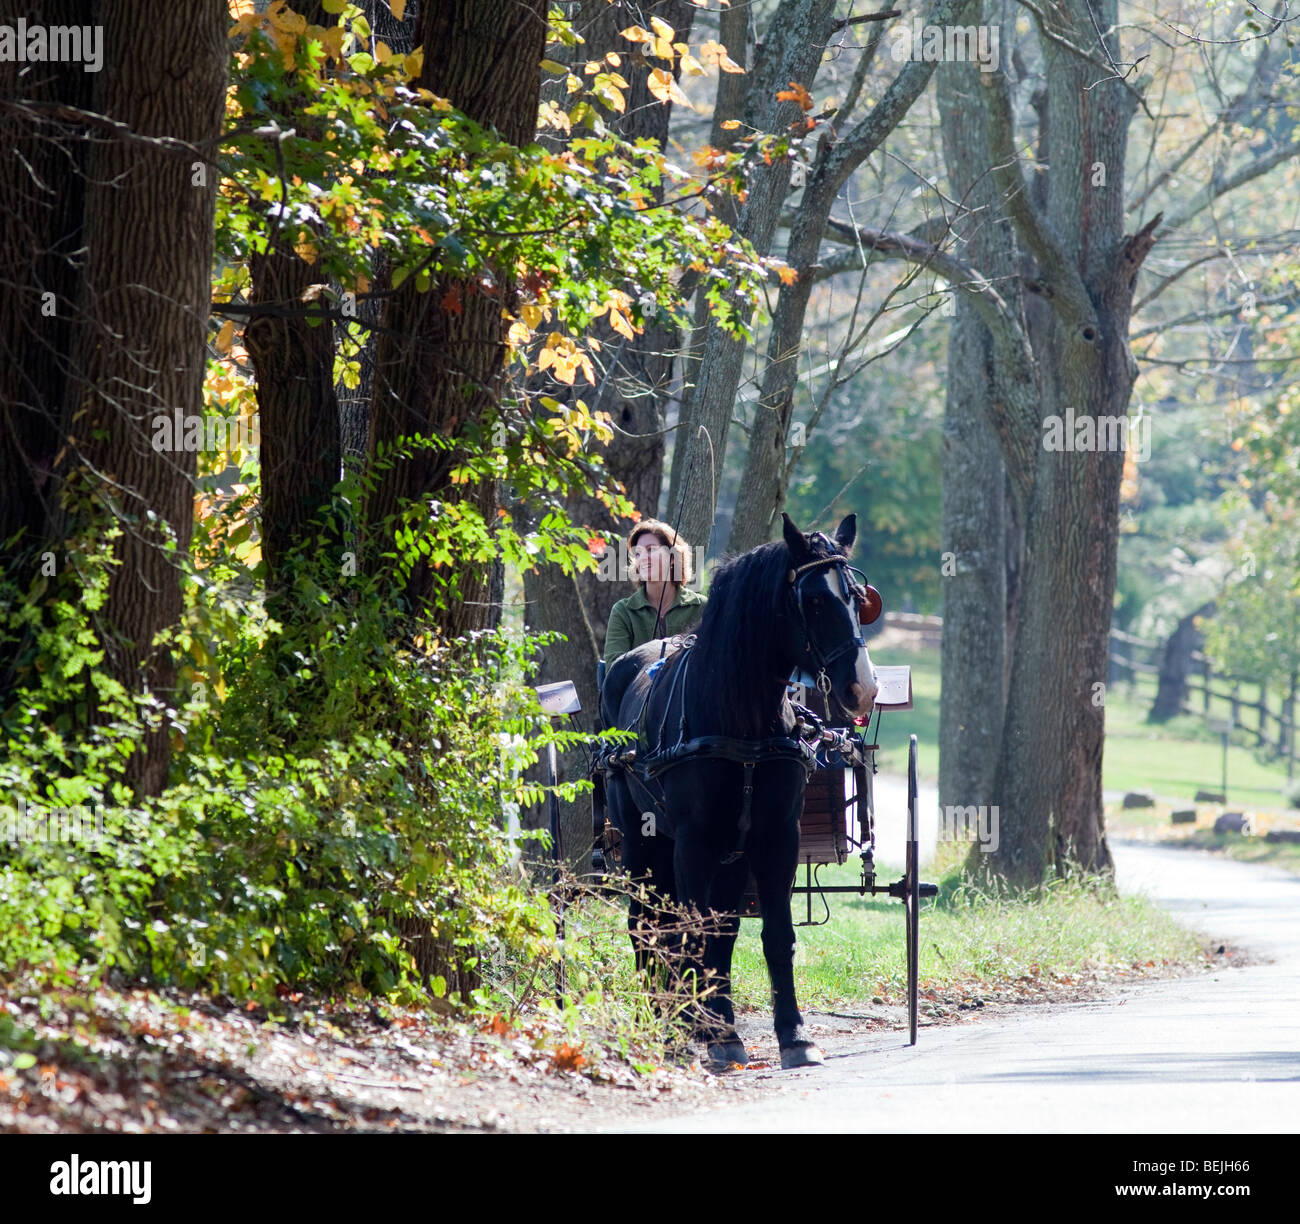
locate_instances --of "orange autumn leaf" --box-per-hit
[551,1043,587,1072]
[776,80,813,112]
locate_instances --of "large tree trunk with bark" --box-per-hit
[935,49,1016,822]
[982,1,1154,883]
[244,1,341,614]
[0,1,92,583]
[364,0,547,634]
[57,1,227,797]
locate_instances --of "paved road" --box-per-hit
[629,841,1300,1132]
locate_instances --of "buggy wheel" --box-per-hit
[906,734,920,1046]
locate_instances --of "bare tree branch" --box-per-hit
[1156,136,1300,236]
[1131,288,1298,339]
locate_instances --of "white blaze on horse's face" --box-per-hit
[820,567,878,716]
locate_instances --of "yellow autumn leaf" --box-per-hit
[294,233,318,264]
[593,75,626,113]
[406,47,424,79]
[313,25,346,61]
[544,350,577,385]
[215,320,235,353]
[720,118,741,130]
[609,309,635,340]
[538,99,571,134]
[375,39,392,64]
[267,1,305,33]
[647,68,692,108]
[698,39,744,73]
[619,25,653,43]
[390,0,406,21]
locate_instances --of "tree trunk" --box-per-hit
[337,1,421,479]
[58,0,227,797]
[725,0,971,557]
[1149,601,1214,722]
[244,1,342,615]
[935,45,1017,823]
[364,0,546,634]
[985,1,1153,883]
[0,0,92,583]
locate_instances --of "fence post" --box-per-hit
[1203,658,1212,714]
[1258,684,1269,748]
[1231,680,1241,727]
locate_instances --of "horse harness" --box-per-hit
[598,550,874,865]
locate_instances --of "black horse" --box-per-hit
[600,513,878,1068]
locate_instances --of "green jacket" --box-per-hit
[603,585,707,664]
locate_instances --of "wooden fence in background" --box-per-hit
[1109,627,1297,776]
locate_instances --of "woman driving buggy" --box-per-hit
[602,519,706,666]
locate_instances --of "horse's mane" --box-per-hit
[688,531,844,737]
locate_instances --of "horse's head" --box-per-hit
[781,512,880,718]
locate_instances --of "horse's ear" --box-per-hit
[781,512,806,558]
[833,513,857,553]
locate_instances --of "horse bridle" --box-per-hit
[787,548,882,693]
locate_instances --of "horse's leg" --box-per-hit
[753,764,824,1069]
[641,819,678,995]
[700,854,750,1067]
[609,776,655,978]
[670,783,747,1069]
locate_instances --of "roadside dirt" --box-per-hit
[0,946,1230,1133]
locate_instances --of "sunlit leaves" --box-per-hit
[537,333,596,385]
[647,68,692,108]
[697,39,744,73]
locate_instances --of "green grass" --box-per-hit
[869,638,1296,809]
[728,848,1204,1009]
[1103,679,1296,809]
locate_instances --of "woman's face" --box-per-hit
[631,535,673,584]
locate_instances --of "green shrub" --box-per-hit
[0,532,575,1005]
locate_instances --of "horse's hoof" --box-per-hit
[779,1042,825,1070]
[706,1039,748,1069]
